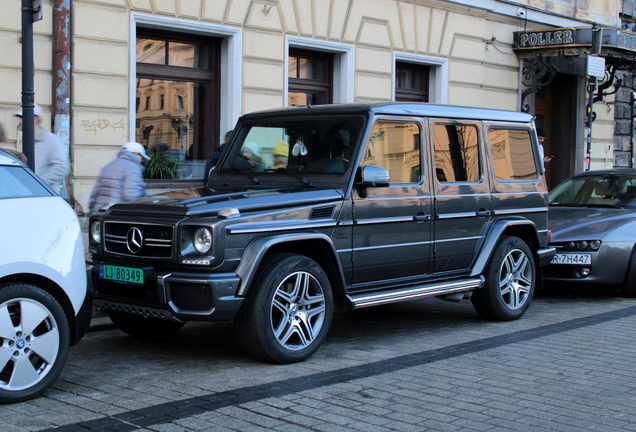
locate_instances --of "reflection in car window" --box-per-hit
[549,174,636,208]
[490,129,537,181]
[0,166,51,199]
[363,122,421,183]
[218,118,362,176]
[433,124,480,182]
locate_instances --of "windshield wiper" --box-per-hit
[275,168,315,188]
[231,167,262,185]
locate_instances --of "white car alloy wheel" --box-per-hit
[0,285,69,403]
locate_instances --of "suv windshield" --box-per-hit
[216,117,364,178]
[549,174,636,208]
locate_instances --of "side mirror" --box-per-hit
[356,165,390,197]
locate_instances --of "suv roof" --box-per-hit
[240,102,535,123]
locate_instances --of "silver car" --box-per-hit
[545,169,636,297]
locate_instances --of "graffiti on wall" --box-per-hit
[81,119,125,135]
[83,152,115,170]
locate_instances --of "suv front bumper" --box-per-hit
[87,264,243,322]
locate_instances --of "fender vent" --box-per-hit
[309,206,335,220]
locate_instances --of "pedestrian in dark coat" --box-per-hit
[89,142,150,212]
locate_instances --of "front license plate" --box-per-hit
[551,253,591,265]
[99,264,144,284]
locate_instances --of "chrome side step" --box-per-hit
[348,276,484,309]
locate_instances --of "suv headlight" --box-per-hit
[194,227,212,254]
[90,221,101,243]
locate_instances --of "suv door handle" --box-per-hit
[414,214,431,222]
[476,210,491,217]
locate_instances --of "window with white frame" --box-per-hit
[135,29,220,181]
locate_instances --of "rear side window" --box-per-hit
[432,124,480,182]
[489,128,537,181]
[363,121,421,183]
[0,166,52,199]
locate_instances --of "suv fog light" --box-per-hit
[90,221,101,243]
[194,228,212,254]
[580,267,591,277]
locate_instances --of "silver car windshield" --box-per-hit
[549,174,636,208]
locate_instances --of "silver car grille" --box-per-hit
[104,221,173,259]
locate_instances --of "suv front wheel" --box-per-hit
[235,253,333,363]
[471,236,535,321]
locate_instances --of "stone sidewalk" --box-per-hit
[2,287,636,431]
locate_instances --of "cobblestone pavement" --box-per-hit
[2,286,636,431]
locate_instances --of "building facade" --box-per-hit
[0,0,631,210]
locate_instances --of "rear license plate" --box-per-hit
[551,253,591,265]
[99,264,144,284]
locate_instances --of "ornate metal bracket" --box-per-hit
[593,64,622,104]
[520,57,558,113]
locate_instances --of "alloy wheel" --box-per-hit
[270,271,326,351]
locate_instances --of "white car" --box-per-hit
[0,150,91,403]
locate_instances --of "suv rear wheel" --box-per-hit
[235,253,333,363]
[0,284,70,404]
[471,236,535,321]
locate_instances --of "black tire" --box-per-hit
[108,311,184,338]
[621,247,636,298]
[0,283,70,404]
[471,236,536,321]
[235,253,333,364]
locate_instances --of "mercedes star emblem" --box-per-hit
[126,227,144,254]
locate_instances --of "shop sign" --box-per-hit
[515,29,575,49]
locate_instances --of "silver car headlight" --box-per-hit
[90,221,101,243]
[193,227,212,254]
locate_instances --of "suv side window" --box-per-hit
[363,121,421,183]
[432,124,480,182]
[489,128,537,180]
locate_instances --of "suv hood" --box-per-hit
[548,206,636,240]
[107,186,344,216]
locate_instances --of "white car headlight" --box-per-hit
[194,227,212,254]
[90,221,101,243]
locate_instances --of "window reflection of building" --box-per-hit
[490,129,537,180]
[135,31,219,180]
[433,124,480,183]
[364,123,421,183]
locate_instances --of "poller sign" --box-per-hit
[515,29,575,49]
[514,27,636,55]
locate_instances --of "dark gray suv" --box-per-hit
[88,103,554,363]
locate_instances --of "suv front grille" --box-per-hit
[104,222,173,259]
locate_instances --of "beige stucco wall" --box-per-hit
[511,0,620,27]
[0,0,623,210]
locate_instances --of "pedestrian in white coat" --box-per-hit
[15,104,70,194]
